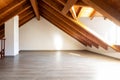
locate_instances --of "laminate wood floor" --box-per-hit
[0,50,120,80]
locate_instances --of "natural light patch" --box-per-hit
[77,17,120,46]
[71,6,77,18]
[95,62,120,80]
[104,26,116,45]
[56,51,61,62]
[69,53,81,56]
[54,34,63,50]
[75,20,111,45]
[115,26,120,45]
[79,7,94,17]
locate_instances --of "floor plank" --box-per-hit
[0,50,120,80]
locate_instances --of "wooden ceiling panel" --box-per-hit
[0,0,24,14]
[0,0,31,25]
[83,0,120,26]
[0,24,4,30]
[19,12,35,26]
[0,0,13,9]
[19,10,34,21]
[59,0,67,4]
[19,7,33,20]
[44,0,64,11]
[76,0,88,6]
[0,24,4,39]
[105,0,120,12]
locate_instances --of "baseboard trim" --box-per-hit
[19,50,85,52]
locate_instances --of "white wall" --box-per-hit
[5,16,19,56]
[87,46,120,59]
[19,17,120,59]
[19,17,85,50]
[79,17,120,45]
[79,17,120,59]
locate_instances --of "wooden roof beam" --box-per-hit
[19,12,35,27]
[82,0,120,26]
[19,6,33,20]
[30,0,40,20]
[44,0,64,11]
[18,5,31,15]
[0,24,4,39]
[76,0,89,7]
[39,1,96,47]
[89,10,96,20]
[57,0,65,6]
[19,10,34,21]
[39,0,101,48]
[70,6,77,20]
[40,7,89,47]
[61,0,78,15]
[40,0,108,49]
[0,0,29,26]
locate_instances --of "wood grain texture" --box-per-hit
[0,0,29,25]
[83,0,120,26]
[0,0,13,9]
[0,0,120,51]
[0,51,119,80]
[0,24,4,39]
[30,0,40,20]
[39,0,107,49]
[39,3,95,47]
[61,0,77,14]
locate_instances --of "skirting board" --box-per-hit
[19,50,85,52]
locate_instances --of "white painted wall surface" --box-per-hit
[19,17,85,50]
[79,17,120,45]
[5,16,19,56]
[87,46,120,59]
[79,17,120,59]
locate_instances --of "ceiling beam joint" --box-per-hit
[61,0,78,15]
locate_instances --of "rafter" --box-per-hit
[39,1,96,47]
[0,0,13,9]
[69,6,77,20]
[39,0,107,49]
[19,10,34,21]
[76,0,89,7]
[18,4,34,27]
[40,6,90,47]
[57,0,78,19]
[112,45,120,52]
[0,24,4,39]
[82,0,120,26]
[30,0,40,20]
[42,0,108,49]
[77,7,94,18]
[0,0,29,26]
[89,10,96,20]
[18,5,31,15]
[44,0,64,11]
[61,0,78,15]
[57,0,65,6]
[19,12,35,26]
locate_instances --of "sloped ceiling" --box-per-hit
[83,0,120,26]
[0,0,120,51]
